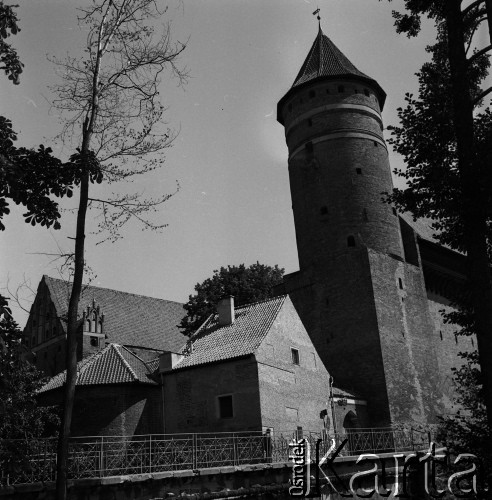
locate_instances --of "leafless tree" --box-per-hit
[48,1,187,498]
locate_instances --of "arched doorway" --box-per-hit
[343,411,360,455]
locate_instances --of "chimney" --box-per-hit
[159,351,184,373]
[217,296,235,326]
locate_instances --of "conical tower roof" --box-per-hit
[278,26,386,124]
[292,26,373,87]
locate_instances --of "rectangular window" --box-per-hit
[291,348,300,365]
[90,336,99,347]
[218,395,233,419]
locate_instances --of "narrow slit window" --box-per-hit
[398,278,403,289]
[291,348,300,365]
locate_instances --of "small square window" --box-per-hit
[218,395,233,419]
[291,348,300,365]
[90,336,99,347]
[356,168,362,175]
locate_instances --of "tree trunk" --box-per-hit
[55,167,89,500]
[485,0,492,44]
[445,0,492,445]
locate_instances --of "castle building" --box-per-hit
[275,25,473,427]
[30,26,473,435]
[24,276,185,377]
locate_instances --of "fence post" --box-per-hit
[193,434,197,470]
[233,433,237,466]
[149,435,152,473]
[99,436,104,477]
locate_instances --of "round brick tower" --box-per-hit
[277,26,403,271]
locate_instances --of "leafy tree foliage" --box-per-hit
[0,117,98,231]
[0,296,59,478]
[0,3,92,232]
[436,351,491,469]
[383,0,492,442]
[0,1,23,84]
[180,263,284,337]
[386,22,492,253]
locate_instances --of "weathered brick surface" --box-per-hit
[278,65,471,428]
[39,385,162,436]
[164,358,263,433]
[256,297,334,432]
[427,291,475,413]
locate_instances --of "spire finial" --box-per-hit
[313,7,321,27]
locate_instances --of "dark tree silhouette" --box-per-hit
[180,263,284,337]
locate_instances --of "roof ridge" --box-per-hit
[44,275,183,305]
[121,344,153,373]
[113,344,139,382]
[234,294,287,311]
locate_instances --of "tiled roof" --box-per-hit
[39,344,158,393]
[399,213,440,245]
[43,276,186,351]
[174,295,287,370]
[292,26,373,88]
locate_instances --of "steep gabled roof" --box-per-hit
[173,295,287,370]
[292,26,373,88]
[39,343,158,393]
[43,276,185,351]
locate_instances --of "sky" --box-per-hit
[2,0,486,325]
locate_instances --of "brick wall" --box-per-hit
[427,291,475,413]
[163,358,262,434]
[255,297,332,433]
[39,384,162,437]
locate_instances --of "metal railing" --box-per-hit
[0,428,429,486]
